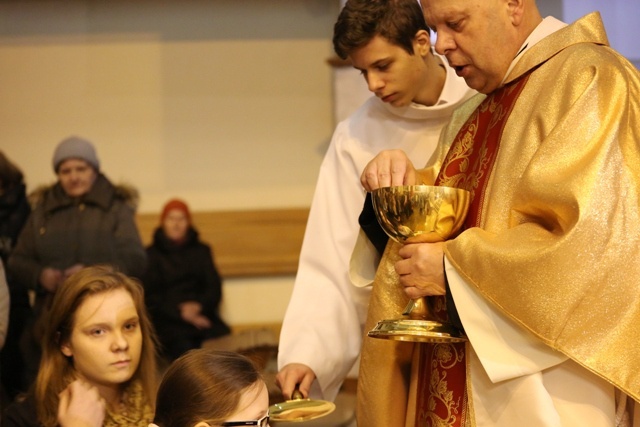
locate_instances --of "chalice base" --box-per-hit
[368,318,467,343]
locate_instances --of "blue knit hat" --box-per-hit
[52,136,100,172]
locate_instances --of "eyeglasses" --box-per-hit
[221,414,269,427]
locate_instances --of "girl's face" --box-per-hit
[219,380,270,427]
[61,288,143,392]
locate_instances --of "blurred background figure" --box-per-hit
[7,136,147,391]
[0,151,31,402]
[142,199,230,363]
[0,261,11,413]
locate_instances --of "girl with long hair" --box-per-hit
[3,265,159,427]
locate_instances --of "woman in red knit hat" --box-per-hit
[142,199,230,362]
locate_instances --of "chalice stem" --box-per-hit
[402,297,430,320]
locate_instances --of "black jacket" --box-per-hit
[143,227,230,339]
[2,393,39,427]
[0,183,30,267]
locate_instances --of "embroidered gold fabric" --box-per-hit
[356,11,640,425]
[442,12,640,402]
[417,343,466,426]
[357,242,415,427]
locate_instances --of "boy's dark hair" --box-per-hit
[333,0,429,60]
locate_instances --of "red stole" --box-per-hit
[414,74,531,426]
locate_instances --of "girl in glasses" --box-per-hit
[150,349,270,427]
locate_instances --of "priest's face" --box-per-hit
[349,33,434,107]
[421,0,521,94]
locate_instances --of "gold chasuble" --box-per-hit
[357,12,640,427]
[412,74,532,427]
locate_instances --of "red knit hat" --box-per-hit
[160,199,191,224]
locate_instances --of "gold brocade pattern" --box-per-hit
[357,12,640,426]
[357,242,415,427]
[104,381,153,427]
[417,344,466,427]
[436,77,530,230]
[440,12,640,403]
[436,121,477,189]
[438,84,518,193]
[414,75,530,427]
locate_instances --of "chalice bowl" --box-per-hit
[368,185,470,343]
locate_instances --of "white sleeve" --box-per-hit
[277,126,371,401]
[349,228,380,288]
[445,256,566,383]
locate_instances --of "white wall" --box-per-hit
[0,0,339,213]
[0,0,341,326]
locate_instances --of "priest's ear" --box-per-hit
[506,0,526,27]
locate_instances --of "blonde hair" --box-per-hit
[35,265,159,427]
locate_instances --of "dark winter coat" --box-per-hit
[0,183,30,266]
[7,173,147,292]
[1,392,39,427]
[143,227,230,342]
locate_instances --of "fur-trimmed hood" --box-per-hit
[28,174,140,212]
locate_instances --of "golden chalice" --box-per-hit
[368,185,470,342]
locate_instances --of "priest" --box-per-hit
[354,0,640,425]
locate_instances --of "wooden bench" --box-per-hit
[136,207,310,277]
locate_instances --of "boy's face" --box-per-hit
[349,32,433,107]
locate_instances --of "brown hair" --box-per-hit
[333,0,430,59]
[35,265,159,427]
[153,349,263,427]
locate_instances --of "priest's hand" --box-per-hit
[395,242,446,299]
[275,363,317,400]
[361,149,416,191]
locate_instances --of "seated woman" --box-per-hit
[2,265,159,427]
[143,199,230,362]
[150,349,269,427]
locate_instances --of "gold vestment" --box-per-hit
[357,12,640,426]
